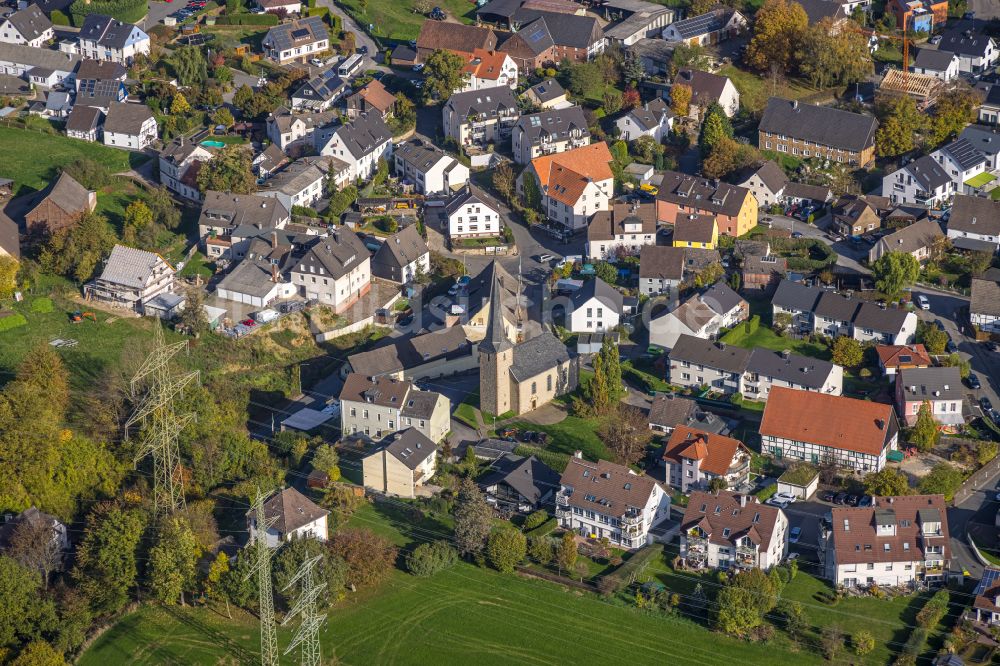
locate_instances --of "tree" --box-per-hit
[942,352,971,379]
[232,84,255,116]
[329,528,397,588]
[145,185,181,230]
[10,641,65,666]
[852,629,875,656]
[701,137,739,178]
[0,556,56,654]
[598,334,624,402]
[797,18,872,89]
[715,568,778,636]
[707,477,728,492]
[863,467,911,497]
[170,91,191,115]
[453,479,493,558]
[121,200,154,247]
[776,599,808,640]
[529,535,553,565]
[212,107,235,129]
[699,104,733,155]
[170,46,208,86]
[311,442,341,482]
[73,506,145,616]
[413,0,432,13]
[391,93,416,135]
[622,87,641,109]
[602,90,623,115]
[406,541,458,577]
[621,53,645,85]
[492,162,515,204]
[555,531,577,576]
[871,251,919,298]
[821,625,844,661]
[599,405,652,466]
[8,517,63,589]
[630,135,663,164]
[487,528,527,573]
[669,43,710,76]
[424,49,467,100]
[875,96,925,157]
[149,516,201,605]
[831,336,863,368]
[745,0,808,72]
[196,145,256,194]
[910,401,940,452]
[0,255,17,298]
[595,261,617,285]
[39,211,117,283]
[918,462,963,500]
[929,86,979,147]
[213,64,232,85]
[692,261,725,288]
[670,83,692,116]
[179,285,208,334]
[272,537,345,607]
[521,171,542,212]
[564,61,604,100]
[917,322,948,355]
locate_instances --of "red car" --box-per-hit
[241,318,256,327]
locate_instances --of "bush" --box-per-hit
[0,313,27,332]
[916,589,949,628]
[292,205,319,218]
[214,12,279,24]
[522,510,549,531]
[70,0,146,25]
[487,528,527,573]
[30,297,53,313]
[613,544,662,583]
[405,540,458,577]
[514,445,569,473]
[852,629,875,656]
[528,535,553,565]
[374,216,398,233]
[597,573,626,597]
[755,483,777,501]
[50,9,70,24]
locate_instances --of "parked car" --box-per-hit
[981,396,993,413]
[240,318,256,327]
[791,231,803,238]
[946,338,958,353]
[820,490,836,502]
[930,35,942,44]
[766,497,790,508]
[772,492,797,504]
[789,526,801,543]
[538,254,554,263]
[987,341,999,352]
[833,492,848,505]
[846,495,859,506]
[310,58,324,66]
[412,63,425,72]
[916,294,930,310]
[968,373,982,390]
[859,495,873,507]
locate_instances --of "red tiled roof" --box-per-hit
[530,143,613,208]
[876,343,932,370]
[663,427,748,477]
[830,494,949,565]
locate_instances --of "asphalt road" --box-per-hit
[141,0,176,30]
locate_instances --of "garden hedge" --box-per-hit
[214,12,279,24]
[70,0,147,26]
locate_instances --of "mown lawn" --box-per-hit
[334,0,476,41]
[720,321,832,361]
[718,65,823,117]
[511,414,609,461]
[0,126,142,195]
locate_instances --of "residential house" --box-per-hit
[102,102,156,150]
[506,10,605,63]
[494,18,557,73]
[602,0,676,47]
[896,366,965,426]
[266,107,336,152]
[759,97,878,167]
[261,156,347,212]
[784,181,834,208]
[290,69,348,111]
[638,245,686,298]
[444,185,504,240]
[84,244,176,314]
[911,48,961,82]
[70,14,149,65]
[523,78,569,109]
[253,143,290,179]
[628,36,674,76]
[159,138,214,202]
[760,387,899,472]
[946,195,1000,253]
[877,343,933,377]
[663,428,751,492]
[673,68,740,118]
[882,155,954,207]
[261,16,329,65]
[888,0,947,33]
[257,0,303,15]
[979,86,1000,126]
[556,454,671,549]
[290,229,371,312]
[246,487,329,547]
[735,160,789,208]
[415,21,497,63]
[65,103,103,143]
[512,105,590,165]
[614,97,674,142]
[213,232,298,307]
[868,218,944,263]
[340,373,451,443]
[197,191,290,260]
[0,42,77,87]
[478,453,561,512]
[442,86,519,150]
[650,283,748,349]
[568,277,623,333]
[586,199,657,260]
[371,224,430,284]
[662,6,747,45]
[656,171,758,237]
[518,142,614,231]
[931,137,989,195]
[832,195,881,236]
[822,495,950,587]
[345,325,475,381]
[0,5,52,47]
[458,48,518,92]
[393,139,470,195]
[478,260,577,416]
[317,112,393,183]
[0,508,69,573]
[797,0,851,27]
[667,334,843,399]
[345,79,396,120]
[937,24,997,74]
[971,277,1000,333]
[672,213,718,249]
[648,393,730,434]
[23,171,96,237]
[361,428,439,498]
[32,91,71,118]
[73,59,127,108]
[0,208,18,260]
[973,568,1000,625]
[959,124,1000,170]
[742,254,788,293]
[681,491,788,571]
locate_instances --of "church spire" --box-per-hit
[478,261,513,355]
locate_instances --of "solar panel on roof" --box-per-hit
[291,28,310,39]
[528,26,546,42]
[975,567,1000,596]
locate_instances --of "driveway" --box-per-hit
[313,0,378,65]
[969,0,1000,19]
[141,0,176,29]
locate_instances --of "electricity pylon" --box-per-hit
[281,555,327,666]
[124,324,198,516]
[245,489,280,666]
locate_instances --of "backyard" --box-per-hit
[719,300,833,362]
[334,0,476,41]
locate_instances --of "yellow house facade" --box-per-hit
[672,214,719,250]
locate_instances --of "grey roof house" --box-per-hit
[84,244,177,315]
[477,453,561,512]
[371,224,430,284]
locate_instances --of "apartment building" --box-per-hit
[681,491,788,571]
[518,142,614,231]
[197,191,290,260]
[442,86,519,149]
[339,373,451,444]
[393,140,469,195]
[656,170,758,237]
[289,229,371,313]
[758,97,878,167]
[361,428,439,499]
[895,366,965,426]
[512,106,590,165]
[662,428,751,492]
[586,199,656,260]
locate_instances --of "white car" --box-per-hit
[309,58,324,67]
[412,63,425,72]
[772,492,797,504]
[538,254,554,263]
[916,294,930,310]
[766,497,790,509]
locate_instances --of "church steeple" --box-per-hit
[479,261,514,416]
[477,261,513,355]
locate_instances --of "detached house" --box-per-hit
[672,213,718,249]
[556,454,671,549]
[159,138,214,202]
[291,69,348,111]
[868,217,944,263]
[882,155,953,208]
[444,185,504,240]
[760,387,899,472]
[0,5,53,47]
[65,105,103,142]
[523,78,569,109]
[586,199,657,260]
[266,107,336,152]
[656,170,757,237]
[974,568,1000,625]
[648,393,730,434]
[102,102,156,150]
[876,343,933,377]
[650,284,748,349]
[519,142,614,231]
[346,79,396,120]
[371,224,430,285]
[340,373,451,444]
[393,140,469,195]
[663,428,751,492]
[291,230,371,312]
[911,48,960,82]
[614,98,674,142]
[442,86,519,149]
[946,195,1000,253]
[971,277,1000,334]
[84,244,176,314]
[937,24,997,74]
[512,106,590,165]
[317,112,393,182]
[567,277,623,333]
[362,428,439,499]
[197,191,290,260]
[260,156,346,212]
[662,6,747,45]
[759,97,878,167]
[70,14,149,65]
[681,491,788,571]
[823,495,950,587]
[247,487,329,547]
[478,453,561,512]
[638,245,686,298]
[896,366,965,426]
[672,68,740,119]
[262,16,329,66]
[458,48,518,92]
[735,161,788,209]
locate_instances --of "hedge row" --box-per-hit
[214,12,279,24]
[513,444,569,474]
[70,0,147,26]
[915,589,949,628]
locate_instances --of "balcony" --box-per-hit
[621,510,642,526]
[555,493,569,507]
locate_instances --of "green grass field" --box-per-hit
[335,0,476,41]
[0,126,143,195]
[511,414,609,461]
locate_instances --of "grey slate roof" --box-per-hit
[570,276,624,312]
[296,227,369,281]
[742,160,788,194]
[372,224,428,271]
[912,48,957,71]
[200,191,289,231]
[102,102,153,135]
[348,325,471,376]
[772,279,823,312]
[939,25,994,58]
[65,104,102,132]
[876,218,944,255]
[948,194,1000,237]
[217,258,279,298]
[783,181,832,203]
[667,5,739,39]
[394,139,453,172]
[647,393,698,427]
[0,41,78,70]
[639,245,686,280]
[264,15,327,52]
[75,59,125,80]
[796,0,848,23]
[746,347,836,390]
[626,97,671,131]
[4,5,51,42]
[78,14,142,50]
[701,281,744,314]
[332,112,391,160]
[252,487,329,535]
[656,170,751,218]
[971,278,1000,317]
[382,428,437,469]
[509,9,601,48]
[514,106,589,145]
[479,257,515,356]
[526,78,565,104]
[902,155,951,191]
[265,156,340,195]
[759,97,878,153]
[814,291,860,322]
[938,137,987,171]
[444,86,518,122]
[292,69,347,106]
[477,453,561,504]
[97,245,169,288]
[400,390,442,420]
[669,335,750,373]
[34,171,91,216]
[898,366,964,402]
[674,68,730,109]
[510,330,571,382]
[853,302,912,334]
[959,124,1000,158]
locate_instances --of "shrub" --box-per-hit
[329,528,397,588]
[50,9,70,24]
[70,0,146,25]
[405,540,458,577]
[487,528,527,573]
[528,535,553,565]
[0,313,27,332]
[522,510,549,531]
[214,12,279,24]
[916,589,949,628]
[597,573,625,597]
[852,629,875,656]
[292,205,319,218]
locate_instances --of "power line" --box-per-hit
[281,554,326,666]
[246,488,280,666]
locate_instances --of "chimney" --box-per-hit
[271,262,279,283]
[271,231,278,248]
[739,494,747,507]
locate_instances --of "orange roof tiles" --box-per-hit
[530,142,613,208]
[663,427,748,477]
[356,79,396,113]
[759,386,897,456]
[462,49,510,81]
[876,344,932,370]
